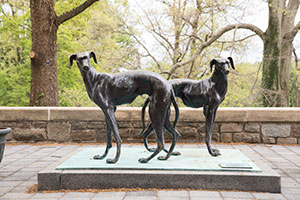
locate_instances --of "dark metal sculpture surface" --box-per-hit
[70,52,180,163]
[140,57,235,157]
[0,127,11,163]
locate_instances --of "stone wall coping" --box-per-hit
[1,107,300,122]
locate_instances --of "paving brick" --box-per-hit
[93,191,126,197]
[2,144,300,200]
[31,192,65,199]
[63,192,95,198]
[283,194,299,200]
[0,181,22,187]
[189,190,221,197]
[282,187,300,194]
[158,191,189,197]
[9,186,27,193]
[221,191,253,199]
[158,197,189,200]
[124,196,157,200]
[0,187,13,195]
[191,197,222,200]
[252,192,286,200]
[125,191,157,196]
[92,197,123,200]
[1,192,34,199]
[59,197,91,200]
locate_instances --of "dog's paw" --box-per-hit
[157,156,168,160]
[106,158,117,164]
[93,155,105,160]
[171,151,181,156]
[148,148,156,152]
[138,158,148,163]
[210,148,221,157]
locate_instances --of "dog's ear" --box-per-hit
[69,54,77,67]
[90,52,97,64]
[227,57,235,70]
[210,59,217,72]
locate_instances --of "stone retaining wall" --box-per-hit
[0,107,300,144]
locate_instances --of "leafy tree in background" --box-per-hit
[124,0,240,79]
[289,64,300,107]
[57,0,140,106]
[29,0,99,106]
[1,0,300,107]
[0,0,139,107]
[130,0,300,107]
[0,1,31,106]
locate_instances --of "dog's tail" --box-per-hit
[171,90,180,129]
[139,97,150,136]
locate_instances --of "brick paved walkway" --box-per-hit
[0,143,299,200]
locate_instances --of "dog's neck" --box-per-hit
[211,69,228,96]
[80,65,100,100]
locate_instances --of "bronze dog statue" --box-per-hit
[140,57,235,157]
[70,51,181,163]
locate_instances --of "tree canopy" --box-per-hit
[0,0,299,107]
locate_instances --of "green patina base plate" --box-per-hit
[56,147,262,172]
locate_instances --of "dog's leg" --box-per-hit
[162,108,180,156]
[143,108,180,155]
[142,109,181,156]
[158,115,181,160]
[138,102,165,163]
[139,97,157,152]
[94,117,112,160]
[211,107,221,155]
[103,107,122,164]
[142,123,156,152]
[204,106,221,157]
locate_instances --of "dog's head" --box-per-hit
[69,51,97,71]
[210,57,235,75]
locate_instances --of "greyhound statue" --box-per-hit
[140,57,235,157]
[70,51,181,163]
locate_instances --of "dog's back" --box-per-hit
[170,78,211,108]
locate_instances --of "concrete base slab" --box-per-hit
[38,147,281,193]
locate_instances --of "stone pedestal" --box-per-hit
[38,147,281,193]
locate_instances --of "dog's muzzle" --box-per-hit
[83,66,89,71]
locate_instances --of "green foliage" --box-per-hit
[0,0,139,107]
[57,0,140,106]
[222,62,263,107]
[0,1,274,108]
[0,2,31,106]
[289,64,300,107]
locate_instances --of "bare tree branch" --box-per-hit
[293,47,298,68]
[167,23,265,78]
[216,34,256,43]
[291,20,300,38]
[130,33,163,71]
[57,0,99,26]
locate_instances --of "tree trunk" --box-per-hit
[29,0,99,106]
[30,0,58,106]
[262,0,299,107]
[261,1,282,106]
